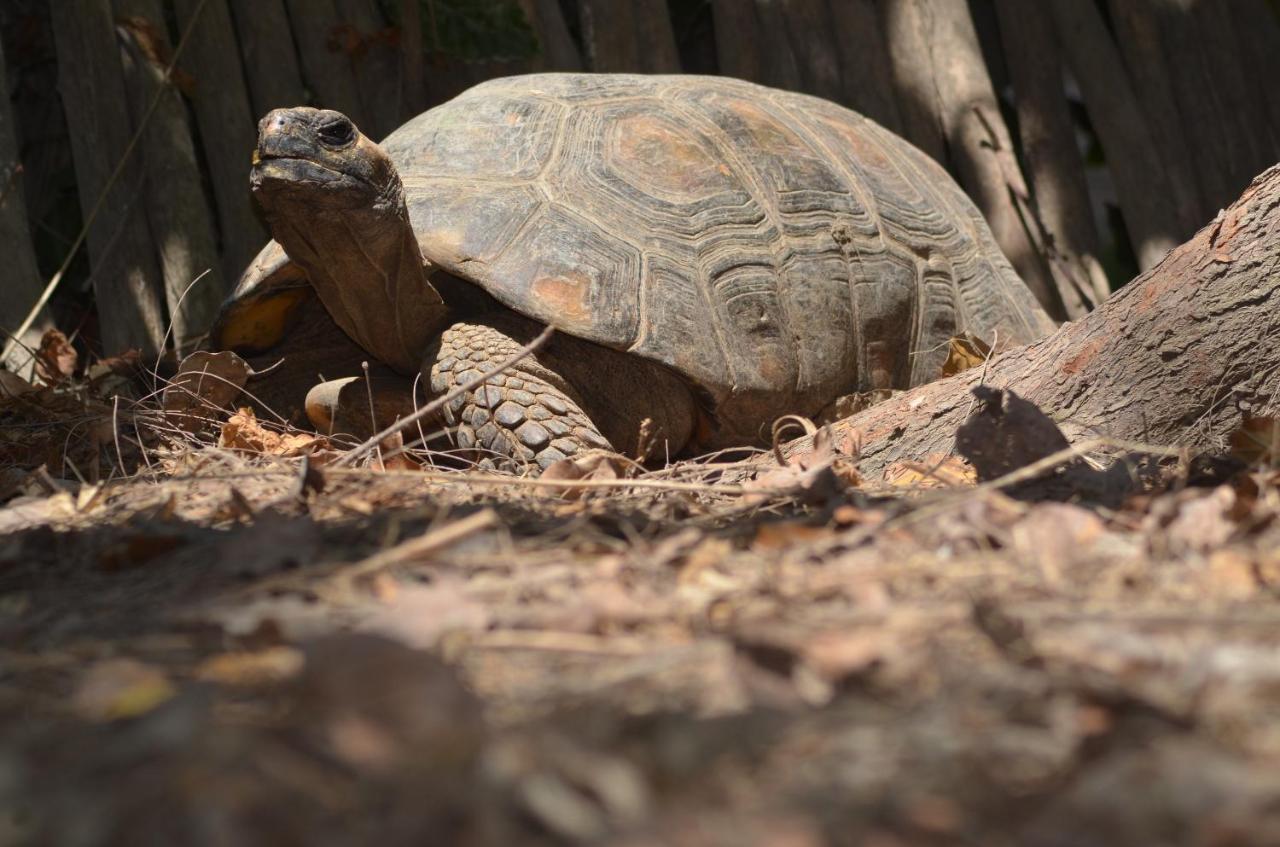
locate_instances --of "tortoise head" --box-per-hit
[249,107,446,374]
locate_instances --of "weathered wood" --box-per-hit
[880,0,948,166]
[49,0,166,354]
[173,0,266,280]
[577,0,639,72]
[285,0,369,127]
[751,0,801,90]
[1050,0,1179,271]
[0,38,51,368]
[1229,0,1280,160]
[711,0,764,82]
[828,0,902,134]
[335,0,400,141]
[114,0,227,351]
[399,0,426,117]
[228,0,306,116]
[794,165,1280,479]
[995,0,1109,315]
[777,0,841,101]
[518,0,583,72]
[887,0,1063,319]
[1106,0,1206,235]
[633,0,681,73]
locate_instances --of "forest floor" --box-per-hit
[2,356,1280,846]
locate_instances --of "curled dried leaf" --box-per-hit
[1229,414,1279,469]
[941,332,993,378]
[164,351,252,432]
[220,407,328,457]
[35,329,77,385]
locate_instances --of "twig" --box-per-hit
[334,508,499,584]
[336,324,554,467]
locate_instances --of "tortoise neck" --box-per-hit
[267,184,448,374]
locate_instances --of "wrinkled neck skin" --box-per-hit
[257,170,446,375]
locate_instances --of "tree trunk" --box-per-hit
[114,0,227,352]
[0,39,52,369]
[995,0,1109,315]
[880,0,948,167]
[778,0,842,102]
[173,0,266,280]
[1105,0,1205,235]
[227,0,306,117]
[335,0,401,141]
[1050,0,1180,271]
[49,0,166,355]
[518,0,583,72]
[828,0,902,135]
[711,0,764,82]
[285,0,369,128]
[786,164,1280,480]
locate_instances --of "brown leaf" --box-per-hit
[220,408,328,457]
[746,426,860,505]
[368,429,419,472]
[1229,414,1279,468]
[73,658,175,721]
[955,386,1071,481]
[164,351,252,432]
[541,450,631,498]
[941,332,993,377]
[34,329,77,385]
[196,646,305,687]
[883,454,977,489]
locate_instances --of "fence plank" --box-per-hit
[779,0,842,101]
[0,39,52,367]
[173,0,265,279]
[49,0,166,355]
[880,0,948,165]
[228,0,306,116]
[711,0,764,82]
[398,0,426,117]
[519,0,583,72]
[995,0,1109,314]
[114,0,227,351]
[286,0,370,128]
[578,0,640,71]
[828,0,901,134]
[335,0,401,140]
[633,0,681,72]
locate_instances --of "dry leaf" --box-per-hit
[164,351,252,432]
[1229,414,1279,468]
[884,455,977,489]
[220,407,328,457]
[196,646,305,686]
[745,426,860,505]
[73,658,175,721]
[368,429,419,472]
[34,329,77,385]
[941,332,993,378]
[541,450,632,499]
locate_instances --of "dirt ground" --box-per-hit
[3,360,1280,846]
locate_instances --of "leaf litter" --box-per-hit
[2,338,1280,844]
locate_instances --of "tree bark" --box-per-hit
[880,0,948,167]
[995,0,1109,315]
[1105,0,1205,235]
[50,0,166,355]
[786,164,1280,480]
[335,0,401,141]
[518,0,583,72]
[1050,0,1180,272]
[173,0,266,280]
[285,0,369,128]
[0,38,52,369]
[828,0,902,135]
[114,0,227,352]
[227,0,306,117]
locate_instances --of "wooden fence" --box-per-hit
[2,0,1278,366]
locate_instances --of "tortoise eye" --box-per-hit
[318,118,355,147]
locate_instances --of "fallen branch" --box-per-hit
[786,163,1280,479]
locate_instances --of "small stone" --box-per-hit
[539,394,569,415]
[477,386,503,408]
[536,448,567,468]
[527,405,552,421]
[551,438,579,455]
[507,389,536,406]
[494,402,526,427]
[516,421,551,449]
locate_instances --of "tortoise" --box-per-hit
[213,73,1054,470]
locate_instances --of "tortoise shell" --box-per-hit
[230,74,1054,431]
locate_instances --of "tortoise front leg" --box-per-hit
[426,319,613,470]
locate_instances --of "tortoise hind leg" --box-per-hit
[426,316,697,471]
